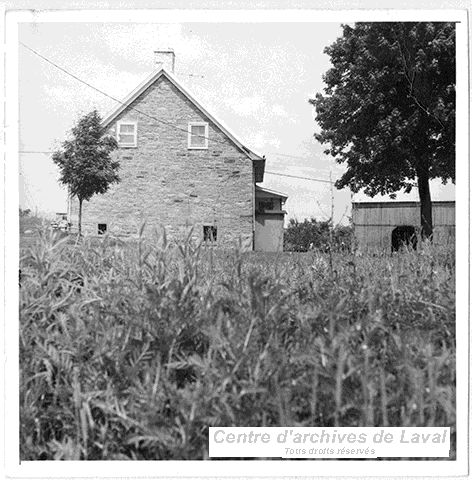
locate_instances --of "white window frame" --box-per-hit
[188,122,209,150]
[116,121,138,148]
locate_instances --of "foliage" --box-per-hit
[284,217,352,252]
[19,229,455,460]
[52,110,119,234]
[19,210,48,235]
[311,22,455,237]
[332,223,353,250]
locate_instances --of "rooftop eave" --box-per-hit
[255,185,288,200]
[253,157,265,183]
[256,209,287,215]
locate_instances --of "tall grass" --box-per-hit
[19,230,455,460]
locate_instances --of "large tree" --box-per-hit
[311,22,455,237]
[53,110,119,235]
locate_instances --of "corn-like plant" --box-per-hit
[20,229,455,460]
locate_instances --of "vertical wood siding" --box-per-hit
[352,202,455,251]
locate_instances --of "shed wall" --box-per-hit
[255,214,285,252]
[352,202,455,251]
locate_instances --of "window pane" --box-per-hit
[191,136,206,147]
[120,124,135,133]
[119,134,135,144]
[190,125,206,147]
[192,125,205,136]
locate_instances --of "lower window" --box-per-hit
[98,223,107,235]
[203,225,217,242]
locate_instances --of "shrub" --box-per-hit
[284,217,353,252]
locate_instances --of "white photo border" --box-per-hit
[4,7,469,478]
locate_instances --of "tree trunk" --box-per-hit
[78,198,83,236]
[417,165,433,239]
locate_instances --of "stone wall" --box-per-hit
[70,75,255,248]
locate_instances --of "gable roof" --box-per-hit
[101,67,265,165]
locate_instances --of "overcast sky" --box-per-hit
[18,21,455,223]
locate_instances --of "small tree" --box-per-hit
[52,110,119,235]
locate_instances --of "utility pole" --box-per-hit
[328,170,334,272]
[329,171,334,240]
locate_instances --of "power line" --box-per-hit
[19,42,333,171]
[20,150,53,154]
[19,43,337,187]
[19,152,335,184]
[266,151,316,161]
[20,151,321,165]
[265,170,334,184]
[19,41,228,148]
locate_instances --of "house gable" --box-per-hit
[102,69,265,168]
[104,75,250,160]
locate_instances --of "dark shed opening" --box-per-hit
[391,225,417,252]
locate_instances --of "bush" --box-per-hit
[19,210,49,235]
[284,217,353,252]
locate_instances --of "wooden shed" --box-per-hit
[352,201,455,251]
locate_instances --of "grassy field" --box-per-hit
[19,229,455,460]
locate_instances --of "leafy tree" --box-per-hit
[52,110,119,235]
[311,22,455,237]
[332,223,353,251]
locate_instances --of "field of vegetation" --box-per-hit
[19,229,456,460]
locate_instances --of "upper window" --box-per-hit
[188,122,208,149]
[117,121,137,147]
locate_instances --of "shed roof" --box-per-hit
[101,67,265,166]
[256,185,288,199]
[352,201,455,209]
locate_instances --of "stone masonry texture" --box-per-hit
[70,75,255,248]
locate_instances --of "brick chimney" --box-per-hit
[154,49,175,73]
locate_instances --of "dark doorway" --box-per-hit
[391,226,417,252]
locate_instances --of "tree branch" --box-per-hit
[392,29,446,130]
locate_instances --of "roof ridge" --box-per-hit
[100,68,264,162]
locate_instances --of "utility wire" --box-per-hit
[19,42,336,186]
[20,150,53,154]
[19,152,335,184]
[266,151,317,161]
[19,41,229,147]
[265,170,334,184]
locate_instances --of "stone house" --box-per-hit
[68,51,287,251]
